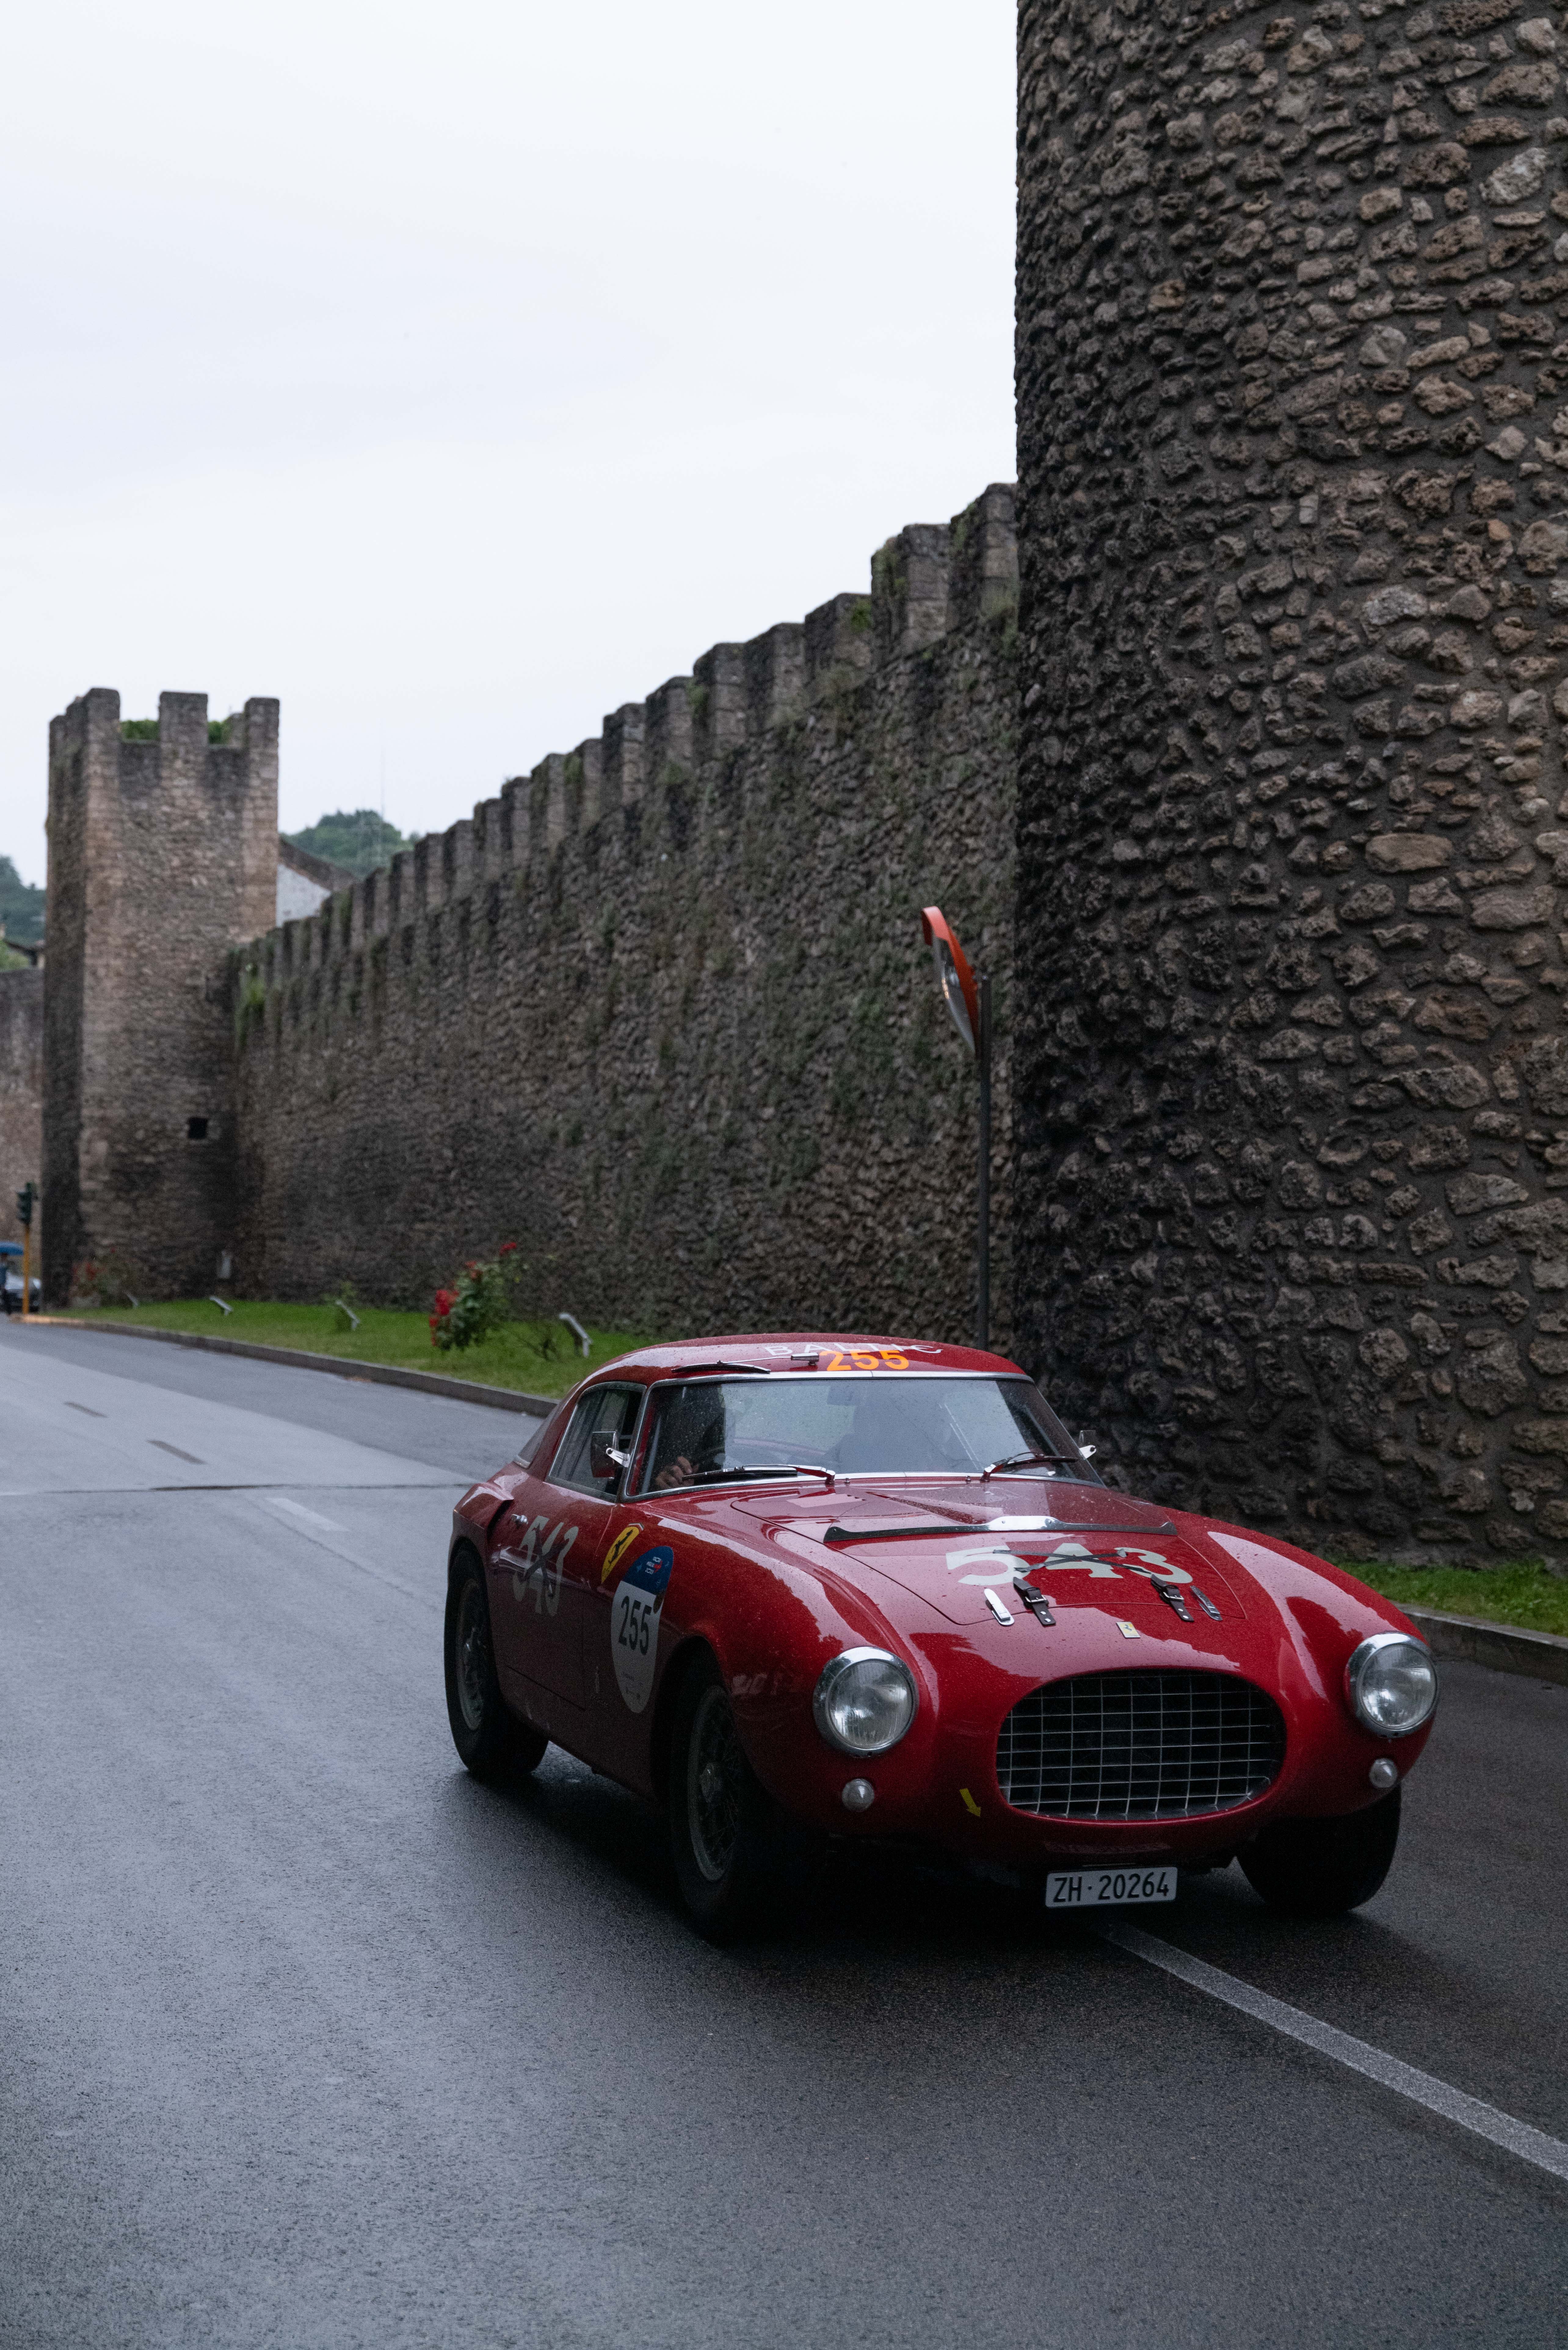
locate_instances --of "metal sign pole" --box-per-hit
[919,907,990,1355]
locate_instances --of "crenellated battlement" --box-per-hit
[248,485,1015,990]
[221,480,1019,1346]
[41,489,1018,1347]
[49,688,280,805]
[42,685,280,1301]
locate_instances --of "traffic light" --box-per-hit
[16,1182,34,1230]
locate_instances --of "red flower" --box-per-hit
[500,1241,518,1255]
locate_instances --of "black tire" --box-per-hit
[444,1549,547,1781]
[1240,1788,1401,1919]
[667,1653,808,1943]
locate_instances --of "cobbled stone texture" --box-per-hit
[223,490,1019,1349]
[0,968,42,1250]
[42,691,279,1301]
[1016,0,1568,1559]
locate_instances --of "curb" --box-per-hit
[14,1317,557,1420]
[1402,1603,1568,1691]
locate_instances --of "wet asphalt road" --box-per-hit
[2,1323,1566,2349]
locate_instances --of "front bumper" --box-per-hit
[739,1634,1432,1868]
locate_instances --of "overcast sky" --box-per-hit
[3,1,1015,888]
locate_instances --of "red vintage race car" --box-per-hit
[443,1334,1437,1940]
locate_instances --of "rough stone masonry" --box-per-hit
[42,0,1568,1566]
[43,692,278,1299]
[0,967,42,1251]
[226,492,1018,1350]
[1015,0,1568,1559]
[44,491,1019,1355]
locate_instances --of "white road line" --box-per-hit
[1100,1922,1568,2184]
[263,1495,343,1532]
[248,1492,435,1607]
[0,1481,458,1499]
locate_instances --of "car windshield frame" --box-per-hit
[627,1371,1097,1497]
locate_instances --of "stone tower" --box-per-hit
[1015,0,1568,1560]
[43,690,278,1302]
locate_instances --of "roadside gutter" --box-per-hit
[1400,1604,1568,1691]
[20,1316,555,1419]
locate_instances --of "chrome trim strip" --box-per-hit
[822,1520,1174,1544]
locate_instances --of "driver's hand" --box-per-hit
[653,1455,695,1490]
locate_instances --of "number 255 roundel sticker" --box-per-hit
[610,1545,673,1713]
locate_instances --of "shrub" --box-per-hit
[71,1248,141,1307]
[430,1243,520,1351]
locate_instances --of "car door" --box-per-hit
[490,1383,642,1714]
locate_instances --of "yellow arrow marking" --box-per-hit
[960,1787,982,1818]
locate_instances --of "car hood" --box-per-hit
[712,1478,1253,1629]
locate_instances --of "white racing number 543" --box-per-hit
[509,1516,578,1617]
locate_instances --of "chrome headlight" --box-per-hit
[1345,1632,1437,1739]
[812,1648,917,1755]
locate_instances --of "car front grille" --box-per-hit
[996,1670,1286,1821]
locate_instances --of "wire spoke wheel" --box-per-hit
[454,1578,490,1733]
[443,1548,547,1780]
[687,1686,746,1883]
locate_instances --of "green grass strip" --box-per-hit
[1340,1559,1568,1641]
[47,1314,1568,1630]
[56,1299,654,1401]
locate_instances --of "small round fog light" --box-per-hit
[1368,1757,1399,1792]
[841,1778,876,1812]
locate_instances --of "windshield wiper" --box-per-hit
[677,1463,835,1488]
[980,1451,1083,1478]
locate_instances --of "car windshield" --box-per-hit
[637,1375,1093,1492]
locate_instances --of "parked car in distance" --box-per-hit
[444,1334,1437,1941]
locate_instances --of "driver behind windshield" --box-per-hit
[649,1388,728,1490]
[640,1374,1076,1491]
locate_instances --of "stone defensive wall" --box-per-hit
[43,692,279,1301]
[0,968,42,1250]
[230,487,1019,1346]
[1016,0,1568,1559]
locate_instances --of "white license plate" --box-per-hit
[1045,1865,1177,1910]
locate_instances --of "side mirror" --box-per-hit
[590,1432,629,1484]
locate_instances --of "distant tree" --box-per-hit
[0,856,45,948]
[284,809,412,878]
